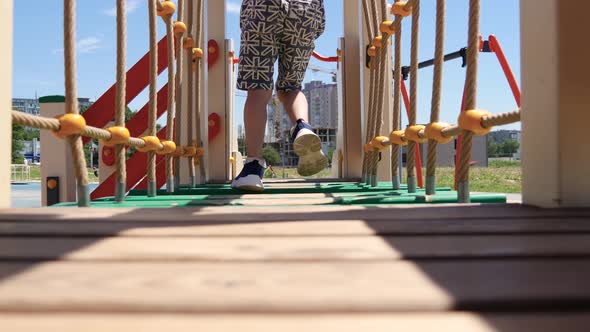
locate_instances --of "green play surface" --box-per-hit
[56,182,506,208]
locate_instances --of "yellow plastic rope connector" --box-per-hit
[156,140,177,155]
[103,126,130,146]
[136,136,162,152]
[52,114,86,139]
[425,122,454,144]
[458,109,492,135]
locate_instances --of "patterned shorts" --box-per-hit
[237,0,326,91]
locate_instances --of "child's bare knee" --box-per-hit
[247,89,272,102]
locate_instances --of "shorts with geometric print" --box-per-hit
[237,0,325,92]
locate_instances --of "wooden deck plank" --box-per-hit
[3,235,590,261]
[1,218,590,236]
[0,260,589,312]
[1,205,589,223]
[1,313,589,332]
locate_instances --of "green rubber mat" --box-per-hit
[56,182,506,208]
[127,182,452,196]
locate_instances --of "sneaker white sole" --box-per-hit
[231,174,264,192]
[293,129,328,177]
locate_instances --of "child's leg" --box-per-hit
[244,89,272,159]
[277,90,309,124]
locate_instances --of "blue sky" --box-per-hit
[12,0,520,130]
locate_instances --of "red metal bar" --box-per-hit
[232,51,339,65]
[82,36,170,145]
[400,80,424,188]
[312,51,339,63]
[125,84,168,138]
[90,97,169,200]
[488,35,521,107]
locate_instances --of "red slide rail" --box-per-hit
[90,87,170,200]
[400,81,424,188]
[82,36,170,145]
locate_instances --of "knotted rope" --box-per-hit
[173,0,184,191]
[457,0,480,203]
[147,0,158,197]
[391,4,402,190]
[406,0,420,193]
[114,0,127,202]
[194,0,206,184]
[185,0,196,186]
[367,0,390,187]
[361,0,379,184]
[164,14,176,192]
[425,0,445,195]
[64,0,90,207]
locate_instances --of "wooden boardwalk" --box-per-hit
[1,203,590,330]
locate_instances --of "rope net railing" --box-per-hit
[10,0,205,207]
[363,0,521,202]
[12,0,522,207]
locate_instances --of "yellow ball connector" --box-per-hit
[157,1,176,17]
[136,136,162,152]
[424,122,454,144]
[173,21,187,35]
[103,126,130,146]
[389,130,408,146]
[52,114,86,139]
[405,125,428,143]
[157,140,177,155]
[458,109,493,135]
[391,1,412,17]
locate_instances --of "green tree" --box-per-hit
[500,139,520,156]
[237,137,246,156]
[11,124,25,164]
[262,145,281,165]
[24,129,40,141]
[487,140,499,158]
[327,148,334,166]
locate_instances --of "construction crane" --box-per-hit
[308,64,338,82]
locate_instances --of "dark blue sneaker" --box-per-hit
[290,119,328,176]
[231,159,265,192]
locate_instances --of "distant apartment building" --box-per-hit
[12,97,93,116]
[263,81,339,166]
[302,81,338,129]
[12,98,40,115]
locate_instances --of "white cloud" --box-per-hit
[103,0,142,17]
[77,37,102,53]
[226,2,241,14]
[51,37,102,55]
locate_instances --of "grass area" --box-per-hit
[17,160,522,193]
[267,160,522,193]
[13,165,99,183]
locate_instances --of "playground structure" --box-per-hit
[4,0,528,207]
[1,0,590,330]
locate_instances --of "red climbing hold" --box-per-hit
[208,39,219,70]
[101,146,115,166]
[208,113,221,141]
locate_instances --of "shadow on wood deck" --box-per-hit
[0,204,590,330]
